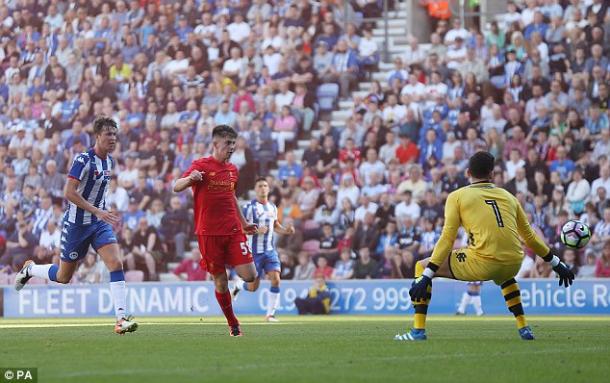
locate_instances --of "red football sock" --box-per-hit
[215,290,239,327]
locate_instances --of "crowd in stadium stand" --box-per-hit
[0,0,609,283]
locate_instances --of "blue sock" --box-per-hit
[48,264,58,282]
[270,286,280,293]
[110,270,125,282]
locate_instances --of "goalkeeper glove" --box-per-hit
[409,275,432,301]
[543,251,575,288]
[552,261,575,288]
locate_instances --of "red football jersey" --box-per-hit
[182,156,243,236]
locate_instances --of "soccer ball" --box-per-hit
[560,220,591,249]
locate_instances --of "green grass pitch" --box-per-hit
[1,316,609,383]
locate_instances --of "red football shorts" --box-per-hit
[197,234,253,275]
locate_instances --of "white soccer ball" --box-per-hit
[560,220,591,249]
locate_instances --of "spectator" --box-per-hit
[294,276,331,315]
[297,176,320,219]
[353,247,379,279]
[159,197,190,260]
[395,190,421,222]
[354,194,379,223]
[359,148,386,186]
[38,219,61,258]
[579,252,598,278]
[279,250,296,280]
[397,165,427,202]
[591,165,610,199]
[591,208,610,252]
[291,83,316,133]
[122,197,145,231]
[123,219,157,281]
[396,248,416,279]
[353,212,379,253]
[40,160,65,202]
[294,251,315,280]
[173,248,207,281]
[106,177,129,212]
[332,248,355,280]
[0,222,37,271]
[317,223,339,264]
[145,199,165,230]
[272,106,298,154]
[375,221,399,259]
[566,168,590,215]
[550,146,576,184]
[76,252,106,284]
[357,28,379,71]
[595,241,610,278]
[31,195,53,237]
[313,256,334,279]
[328,40,359,100]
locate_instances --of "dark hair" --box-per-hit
[93,117,118,136]
[254,177,268,185]
[212,124,237,139]
[468,151,495,179]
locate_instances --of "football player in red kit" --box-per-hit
[173,125,258,336]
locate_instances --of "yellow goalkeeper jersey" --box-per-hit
[430,182,549,266]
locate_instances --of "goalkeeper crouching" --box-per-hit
[396,151,574,341]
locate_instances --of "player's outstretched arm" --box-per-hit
[64,178,119,225]
[515,202,574,287]
[173,170,203,193]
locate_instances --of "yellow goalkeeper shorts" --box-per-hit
[447,248,522,285]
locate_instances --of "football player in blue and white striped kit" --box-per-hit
[456,281,484,316]
[231,177,295,322]
[15,117,137,334]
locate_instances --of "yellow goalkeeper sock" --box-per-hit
[412,261,431,330]
[501,278,527,329]
[412,284,431,330]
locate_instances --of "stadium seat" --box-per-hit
[303,220,320,231]
[125,270,145,283]
[316,84,339,112]
[167,262,180,272]
[302,240,320,254]
[159,273,181,282]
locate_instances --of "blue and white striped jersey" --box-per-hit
[66,149,114,225]
[243,199,278,255]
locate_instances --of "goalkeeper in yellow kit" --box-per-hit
[395,152,574,341]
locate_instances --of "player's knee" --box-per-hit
[106,259,122,271]
[242,274,257,283]
[249,279,261,291]
[215,285,229,293]
[55,275,71,284]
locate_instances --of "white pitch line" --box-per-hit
[0,322,304,329]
